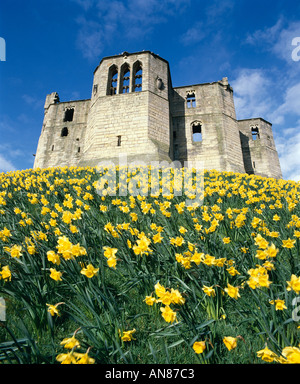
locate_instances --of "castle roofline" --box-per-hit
[173,81,220,89]
[57,98,91,104]
[238,117,272,125]
[94,50,169,74]
[173,77,231,90]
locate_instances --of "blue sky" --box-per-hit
[0,0,300,181]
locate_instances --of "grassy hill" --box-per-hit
[0,165,299,364]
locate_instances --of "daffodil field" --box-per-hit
[0,165,300,364]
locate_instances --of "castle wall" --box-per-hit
[238,118,282,179]
[34,96,90,169]
[171,79,245,173]
[33,51,282,180]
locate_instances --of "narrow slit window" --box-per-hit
[61,127,69,137]
[192,123,202,142]
[51,145,54,151]
[78,147,81,153]
[133,62,143,92]
[251,126,260,140]
[187,93,196,108]
[64,108,74,122]
[117,135,122,146]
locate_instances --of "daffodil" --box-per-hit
[107,256,117,269]
[103,246,118,259]
[56,352,78,364]
[120,329,136,342]
[144,296,157,306]
[49,268,62,281]
[223,336,237,351]
[282,238,296,249]
[47,250,61,265]
[160,305,177,323]
[74,352,95,364]
[269,299,287,311]
[257,346,279,362]
[46,302,64,316]
[202,285,216,297]
[224,283,240,299]
[222,237,231,244]
[281,346,300,364]
[0,265,11,281]
[193,341,206,354]
[60,335,80,349]
[287,274,300,294]
[80,264,99,278]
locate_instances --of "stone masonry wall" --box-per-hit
[34,98,90,169]
[238,118,282,179]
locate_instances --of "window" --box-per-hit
[64,108,74,122]
[187,92,196,108]
[51,145,54,151]
[192,122,202,142]
[133,61,142,92]
[108,65,118,95]
[61,127,68,137]
[93,84,98,95]
[121,64,130,94]
[117,135,122,146]
[77,147,81,153]
[251,126,260,140]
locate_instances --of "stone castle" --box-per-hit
[34,50,282,179]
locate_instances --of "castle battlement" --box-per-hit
[34,51,282,179]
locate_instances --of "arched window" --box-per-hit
[192,122,202,142]
[133,61,143,92]
[120,63,130,94]
[107,65,118,95]
[61,127,69,137]
[251,126,260,140]
[64,108,74,122]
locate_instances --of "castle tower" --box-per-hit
[171,77,245,173]
[238,118,282,179]
[33,91,90,169]
[81,51,173,166]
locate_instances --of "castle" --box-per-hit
[34,50,282,179]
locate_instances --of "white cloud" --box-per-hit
[232,69,274,120]
[246,18,300,68]
[272,21,300,64]
[73,0,190,60]
[276,129,300,182]
[180,22,206,46]
[22,94,43,110]
[246,18,284,46]
[71,0,95,11]
[0,154,16,173]
[276,82,300,116]
[76,17,105,60]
